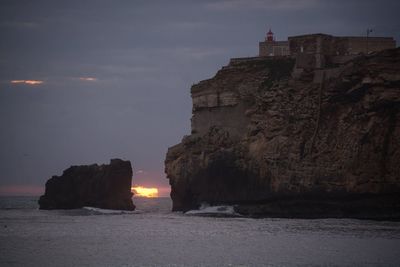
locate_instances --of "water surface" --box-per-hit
[0,196,399,266]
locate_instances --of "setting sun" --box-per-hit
[131,186,158,198]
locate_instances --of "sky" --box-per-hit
[0,0,399,196]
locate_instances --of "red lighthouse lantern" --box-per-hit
[266,29,274,42]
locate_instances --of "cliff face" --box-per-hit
[39,159,135,210]
[165,48,400,219]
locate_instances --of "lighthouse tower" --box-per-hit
[259,28,289,57]
[266,29,274,42]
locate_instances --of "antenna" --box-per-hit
[366,28,373,53]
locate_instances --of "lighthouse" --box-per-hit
[266,29,274,42]
[259,28,289,57]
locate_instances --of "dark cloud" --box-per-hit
[0,0,399,195]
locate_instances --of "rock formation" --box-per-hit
[39,159,135,210]
[165,48,400,219]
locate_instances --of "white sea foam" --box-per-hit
[82,206,141,215]
[185,203,242,217]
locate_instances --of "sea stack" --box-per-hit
[39,159,135,210]
[165,44,400,219]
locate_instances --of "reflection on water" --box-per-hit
[0,196,172,213]
[133,197,172,213]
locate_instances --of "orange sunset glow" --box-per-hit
[11,80,43,85]
[79,77,97,81]
[131,186,159,198]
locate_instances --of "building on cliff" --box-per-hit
[165,45,400,218]
[259,29,290,57]
[259,30,396,67]
[289,33,396,69]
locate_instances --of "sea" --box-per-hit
[1,196,400,267]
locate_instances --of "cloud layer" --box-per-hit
[0,0,399,195]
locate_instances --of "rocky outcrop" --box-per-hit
[165,48,400,219]
[39,159,135,210]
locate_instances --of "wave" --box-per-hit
[185,203,242,217]
[82,207,141,215]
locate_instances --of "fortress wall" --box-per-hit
[290,35,396,57]
[346,37,396,54]
[259,42,271,57]
[273,45,290,56]
[289,34,396,69]
[289,34,333,69]
[289,35,322,54]
[330,37,349,55]
[230,57,270,64]
[259,41,289,57]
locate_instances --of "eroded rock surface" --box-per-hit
[165,49,400,219]
[39,159,135,210]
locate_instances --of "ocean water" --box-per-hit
[1,197,400,267]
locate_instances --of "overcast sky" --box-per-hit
[0,0,399,196]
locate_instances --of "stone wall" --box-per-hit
[289,34,334,69]
[289,34,334,56]
[259,41,289,57]
[346,37,396,54]
[289,34,396,57]
[288,34,396,69]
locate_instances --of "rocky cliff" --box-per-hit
[165,48,400,219]
[39,159,135,210]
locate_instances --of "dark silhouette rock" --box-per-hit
[165,48,400,219]
[39,159,135,210]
